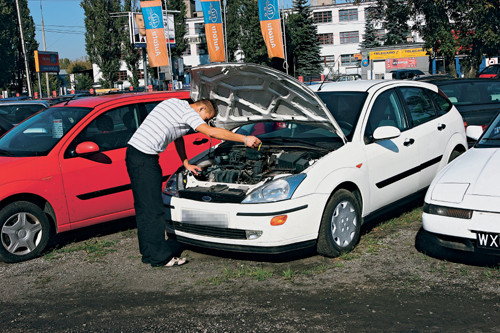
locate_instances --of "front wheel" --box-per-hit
[0,201,52,263]
[317,190,361,257]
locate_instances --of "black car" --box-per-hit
[390,69,425,80]
[0,100,50,136]
[424,78,500,145]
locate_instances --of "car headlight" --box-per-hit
[423,203,472,219]
[164,172,185,197]
[242,174,306,204]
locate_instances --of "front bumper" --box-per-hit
[163,192,330,254]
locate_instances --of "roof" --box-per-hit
[308,79,438,93]
[0,100,50,106]
[57,90,191,108]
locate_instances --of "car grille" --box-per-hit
[167,221,247,239]
[179,187,246,203]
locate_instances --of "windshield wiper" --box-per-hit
[0,149,14,156]
[262,137,330,150]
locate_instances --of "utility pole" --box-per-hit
[15,0,32,97]
[40,0,50,97]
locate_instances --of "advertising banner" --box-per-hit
[258,0,284,59]
[385,58,417,70]
[370,48,429,60]
[131,12,175,48]
[200,0,225,62]
[34,50,60,73]
[140,0,169,67]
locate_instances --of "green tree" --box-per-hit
[0,0,38,94]
[361,7,381,49]
[59,58,71,70]
[409,0,456,76]
[81,0,122,88]
[33,74,61,95]
[122,0,141,88]
[377,0,411,45]
[451,0,500,77]
[225,0,268,65]
[167,0,188,58]
[285,0,321,78]
[75,73,94,90]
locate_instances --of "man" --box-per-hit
[126,98,261,267]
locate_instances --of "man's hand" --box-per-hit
[245,135,261,148]
[184,163,202,176]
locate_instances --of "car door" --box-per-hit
[397,87,449,189]
[363,88,420,211]
[58,103,141,226]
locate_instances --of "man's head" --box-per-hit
[134,13,146,36]
[191,99,218,123]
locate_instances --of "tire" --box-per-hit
[0,201,52,263]
[317,189,361,257]
[448,149,463,163]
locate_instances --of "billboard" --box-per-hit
[385,58,417,70]
[130,11,175,48]
[34,51,60,73]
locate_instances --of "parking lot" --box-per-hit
[0,206,498,332]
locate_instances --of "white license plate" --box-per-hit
[181,210,228,227]
[475,232,500,250]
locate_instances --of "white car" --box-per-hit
[422,113,500,257]
[163,63,467,257]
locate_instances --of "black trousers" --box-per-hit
[125,145,182,266]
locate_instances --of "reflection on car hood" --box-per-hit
[190,63,346,142]
[436,148,500,197]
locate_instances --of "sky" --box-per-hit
[27,0,294,61]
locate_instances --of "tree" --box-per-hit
[361,7,381,49]
[285,0,322,78]
[0,0,38,94]
[33,74,61,95]
[121,0,141,87]
[225,0,268,65]
[450,0,500,77]
[167,0,188,58]
[409,0,456,76]
[377,0,411,45]
[75,73,94,90]
[81,0,123,88]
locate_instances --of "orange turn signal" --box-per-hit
[270,215,287,226]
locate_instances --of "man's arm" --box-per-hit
[195,123,261,148]
[174,137,201,175]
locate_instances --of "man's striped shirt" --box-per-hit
[128,98,205,155]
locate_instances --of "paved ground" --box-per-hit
[0,208,499,332]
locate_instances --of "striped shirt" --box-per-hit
[128,98,205,155]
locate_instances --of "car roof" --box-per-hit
[0,100,50,106]
[309,79,437,92]
[426,77,500,85]
[55,90,191,108]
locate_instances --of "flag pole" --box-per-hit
[162,0,174,89]
[223,0,228,62]
[280,0,288,75]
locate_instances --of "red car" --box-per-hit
[0,91,217,263]
[478,64,500,78]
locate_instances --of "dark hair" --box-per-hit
[197,99,218,118]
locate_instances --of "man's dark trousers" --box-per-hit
[125,145,182,266]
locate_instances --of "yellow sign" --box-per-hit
[370,48,430,60]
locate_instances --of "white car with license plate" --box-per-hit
[422,113,500,257]
[163,63,467,257]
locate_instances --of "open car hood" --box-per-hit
[190,63,346,142]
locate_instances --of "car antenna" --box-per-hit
[316,68,331,92]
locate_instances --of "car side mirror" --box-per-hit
[373,126,401,141]
[75,141,100,155]
[466,125,483,141]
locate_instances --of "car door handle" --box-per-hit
[404,138,415,146]
[437,123,446,131]
[193,138,209,145]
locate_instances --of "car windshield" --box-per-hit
[0,106,92,157]
[0,103,47,125]
[438,81,500,106]
[315,91,367,141]
[476,113,500,148]
[236,121,342,150]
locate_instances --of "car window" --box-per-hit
[428,89,452,115]
[364,89,407,143]
[399,87,437,126]
[0,106,90,157]
[440,81,500,105]
[0,104,47,125]
[144,102,160,114]
[66,104,140,157]
[316,91,367,141]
